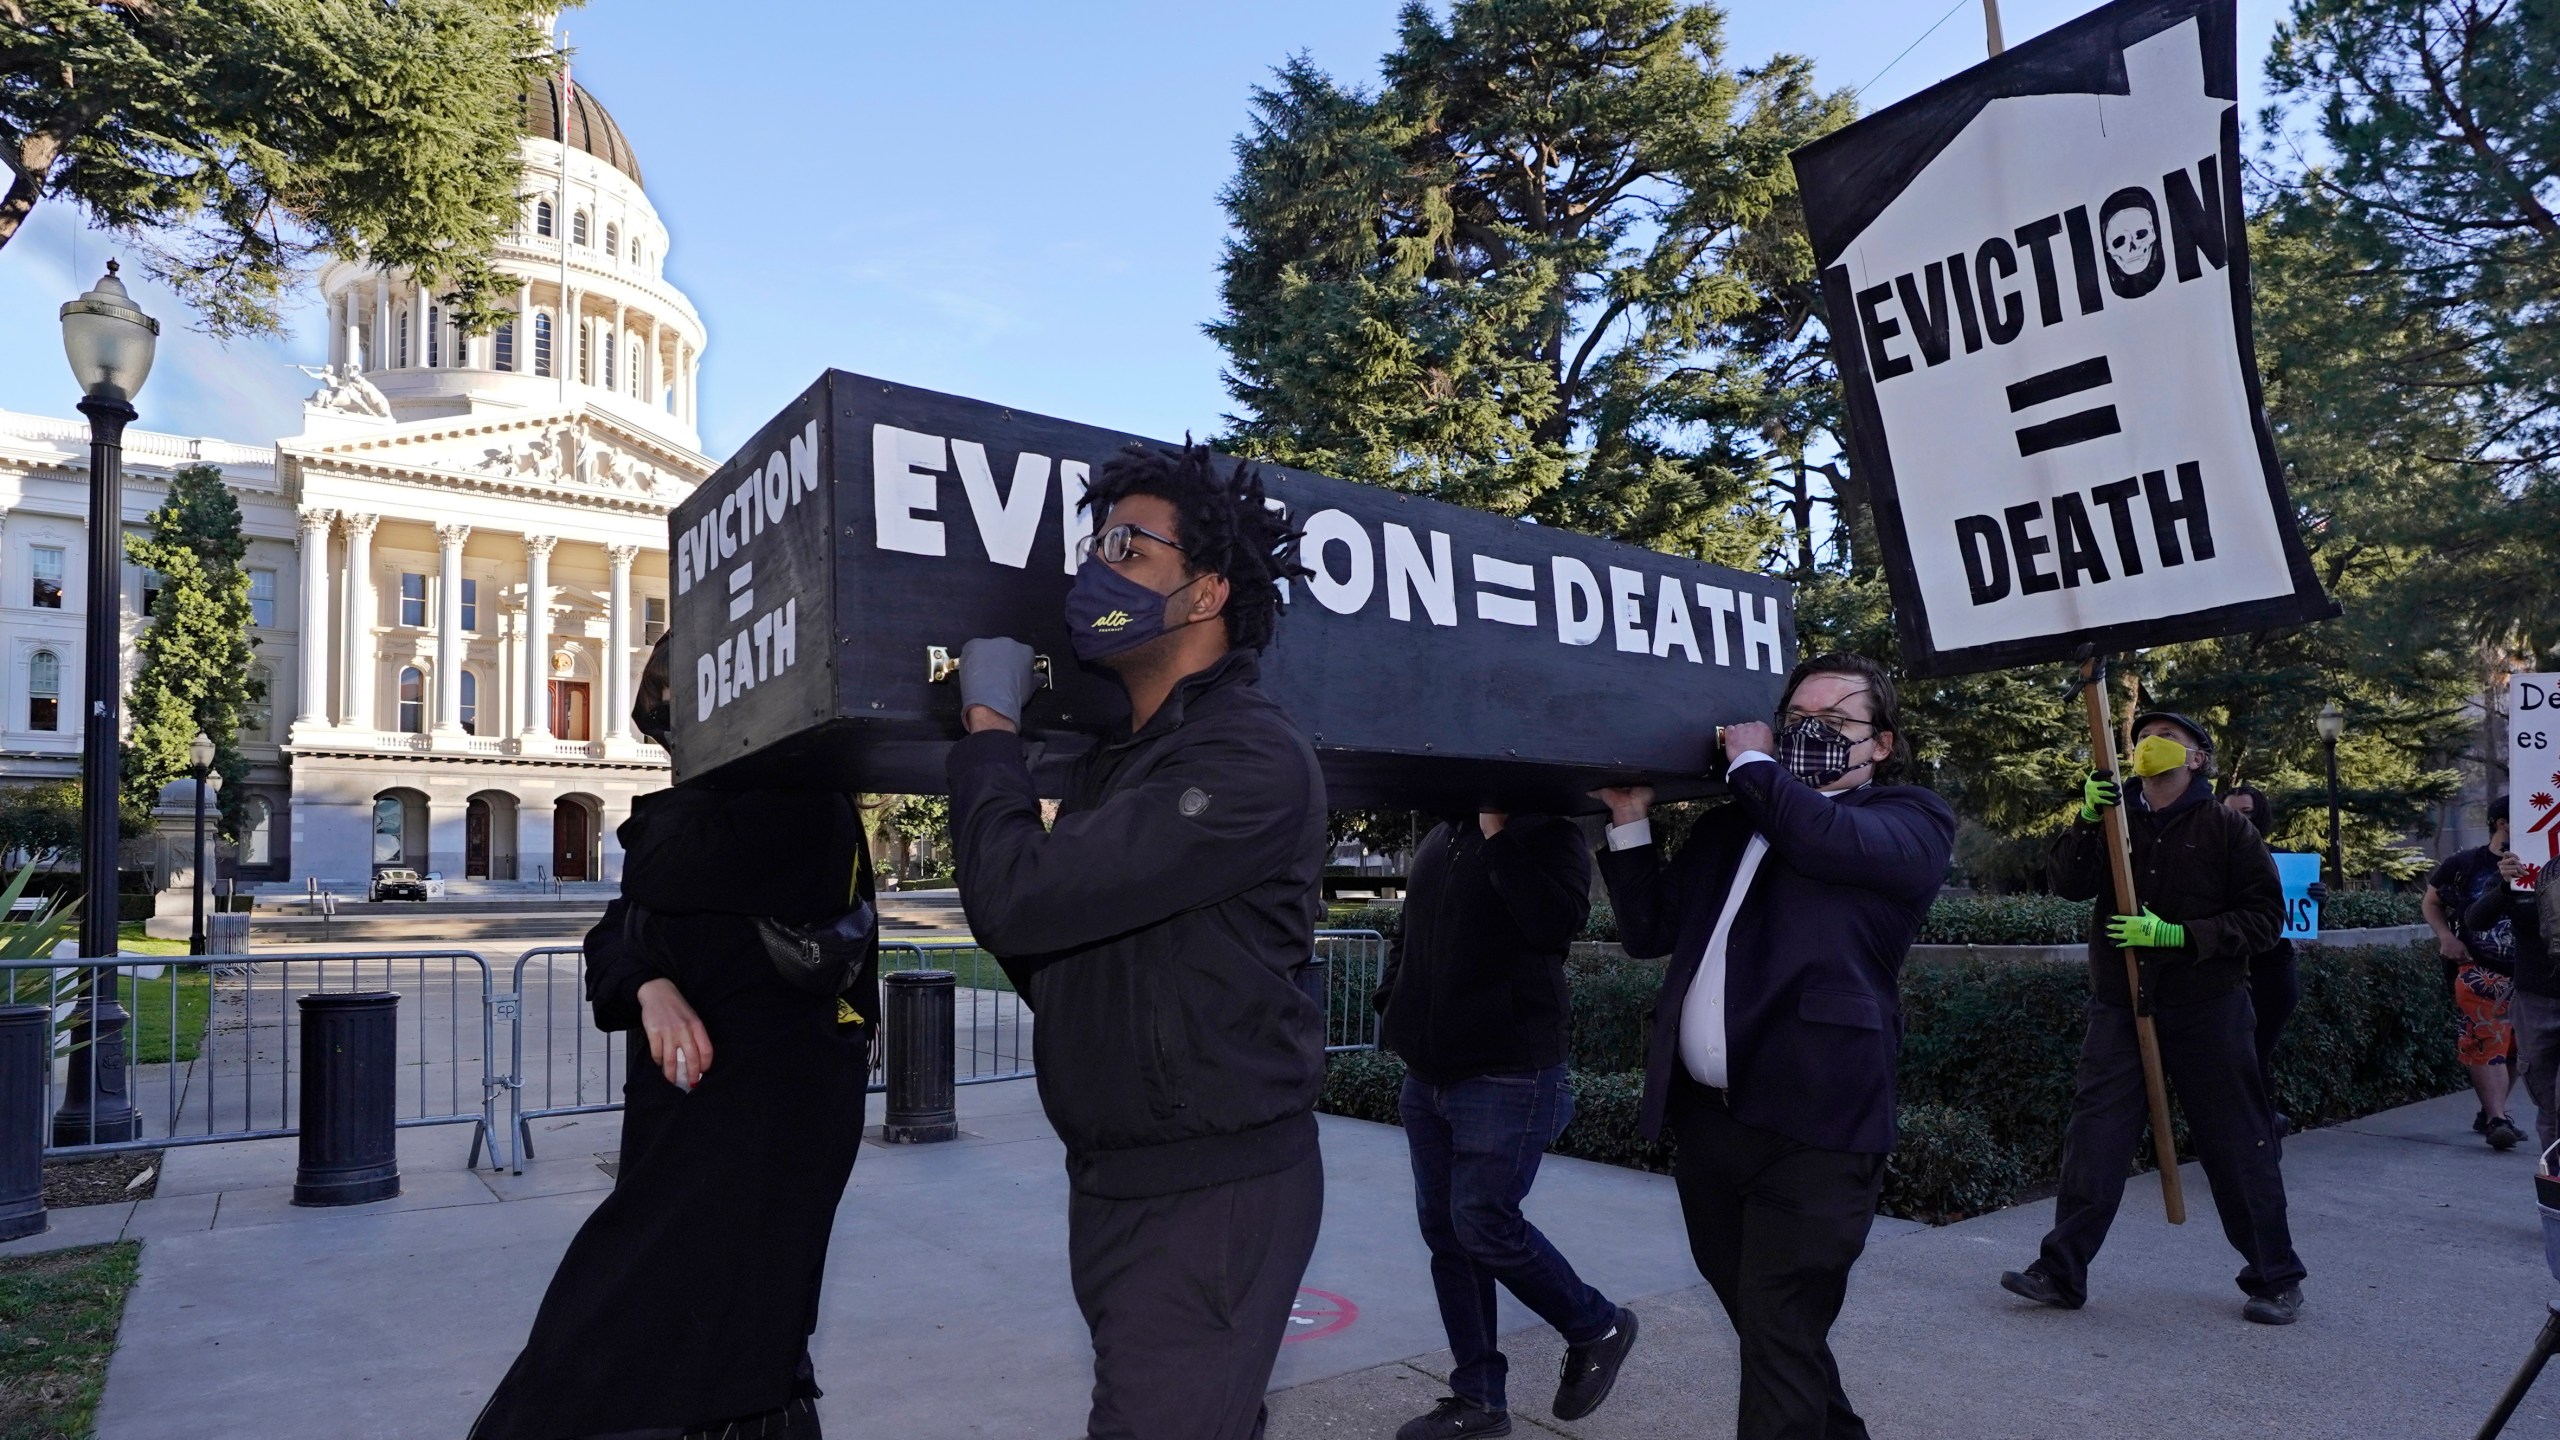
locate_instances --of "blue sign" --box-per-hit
[2275,852,2322,940]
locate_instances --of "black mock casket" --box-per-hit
[666,372,1797,813]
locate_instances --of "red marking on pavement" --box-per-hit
[1283,1287,1357,1342]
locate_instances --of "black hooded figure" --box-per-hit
[471,634,880,1440]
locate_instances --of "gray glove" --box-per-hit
[958,637,1039,727]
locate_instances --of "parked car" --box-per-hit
[370,868,427,902]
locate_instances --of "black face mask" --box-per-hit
[1774,716,1859,788]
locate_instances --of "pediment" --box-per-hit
[280,408,707,513]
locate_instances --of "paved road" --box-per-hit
[11,1079,2545,1438]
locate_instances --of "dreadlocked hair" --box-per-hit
[1081,441,1310,651]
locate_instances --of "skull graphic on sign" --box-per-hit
[2100,186,2165,299]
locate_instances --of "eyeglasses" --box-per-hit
[1782,708,1880,737]
[1077,522,1186,566]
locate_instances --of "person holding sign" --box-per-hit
[2002,712,2303,1324]
[2424,799,2528,1151]
[945,444,1327,1440]
[1597,653,1954,1440]
[2460,850,2559,1157]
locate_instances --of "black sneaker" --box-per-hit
[2489,1115,2526,1151]
[2476,1107,2493,1134]
[1396,1396,1511,1439]
[1552,1305,1638,1420]
[1999,1268,2082,1310]
[2242,1285,2303,1325]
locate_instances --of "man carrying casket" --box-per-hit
[946,443,1326,1440]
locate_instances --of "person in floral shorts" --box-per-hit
[2425,796,2525,1151]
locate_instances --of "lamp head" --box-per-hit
[2316,700,2345,743]
[188,731,215,772]
[60,260,160,405]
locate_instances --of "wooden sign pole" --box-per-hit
[2079,653,2187,1224]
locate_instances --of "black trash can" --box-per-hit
[0,1004,49,1241]
[882,970,957,1144]
[293,992,400,1206]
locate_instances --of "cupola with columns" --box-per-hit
[311,74,707,454]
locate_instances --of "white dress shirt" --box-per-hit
[1605,752,1854,1090]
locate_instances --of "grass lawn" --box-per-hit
[5,969,213,1068]
[0,1241,140,1440]
[110,925,184,958]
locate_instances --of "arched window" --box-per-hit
[579,323,592,385]
[604,222,619,260]
[533,312,553,377]
[397,666,424,734]
[494,320,515,373]
[601,329,615,391]
[397,310,410,368]
[26,651,59,732]
[572,209,590,246]
[426,305,441,368]
[535,199,554,238]
[460,670,478,735]
[241,798,272,867]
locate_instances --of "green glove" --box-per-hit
[2078,770,2121,824]
[2108,908,2186,950]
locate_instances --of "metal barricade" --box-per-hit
[1312,929,1388,1052]
[5,949,502,1168]
[502,946,623,1174]
[496,929,1385,1172]
[871,941,1033,1091]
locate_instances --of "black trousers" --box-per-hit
[2032,990,2307,1306]
[1668,1075,1884,1440]
[1067,1149,1325,1440]
[2247,942,2300,1105]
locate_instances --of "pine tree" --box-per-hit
[1211,0,1851,565]
[121,465,259,836]
[2,0,569,335]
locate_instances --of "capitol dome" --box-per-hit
[519,74,643,187]
[310,66,707,454]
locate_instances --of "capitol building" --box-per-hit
[0,72,708,887]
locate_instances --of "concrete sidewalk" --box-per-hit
[19,1077,2553,1439]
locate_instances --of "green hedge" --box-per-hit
[1334,887,2425,949]
[1322,940,2463,1223]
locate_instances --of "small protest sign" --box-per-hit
[2273,852,2321,940]
[2509,673,2558,891]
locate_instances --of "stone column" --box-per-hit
[522,535,557,741]
[515,282,531,374]
[337,513,378,731]
[372,281,390,371]
[294,510,336,726]
[414,279,430,366]
[613,300,628,395]
[435,524,471,733]
[605,545,636,742]
[342,295,361,371]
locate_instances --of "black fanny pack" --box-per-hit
[754,899,878,997]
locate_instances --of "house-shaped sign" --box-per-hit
[1791,0,2333,677]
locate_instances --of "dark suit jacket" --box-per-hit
[1599,760,1956,1156]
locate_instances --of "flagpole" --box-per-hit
[557,33,573,409]
[1984,0,2005,55]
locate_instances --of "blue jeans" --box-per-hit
[1400,1065,1616,1412]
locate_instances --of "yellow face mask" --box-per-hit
[2127,734,2191,778]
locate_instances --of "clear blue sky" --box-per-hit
[0,0,2290,459]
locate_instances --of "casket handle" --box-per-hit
[925,645,1053,691]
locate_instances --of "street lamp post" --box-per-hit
[186,732,215,957]
[2318,700,2346,886]
[54,261,158,1147]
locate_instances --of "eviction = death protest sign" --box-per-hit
[1789,0,2335,679]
